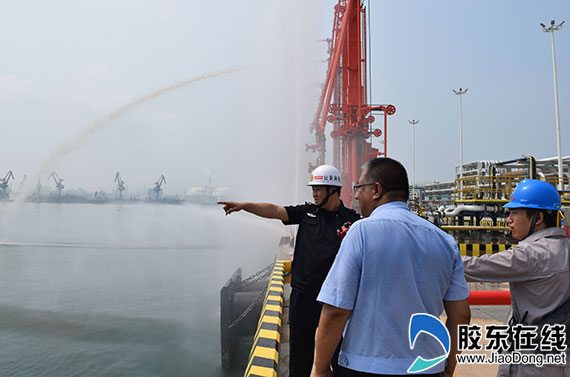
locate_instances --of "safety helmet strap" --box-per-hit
[527,211,539,238]
[317,186,340,208]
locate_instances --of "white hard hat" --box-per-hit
[308,165,342,187]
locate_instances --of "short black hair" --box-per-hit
[362,157,409,201]
[526,208,558,228]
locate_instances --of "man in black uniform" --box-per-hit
[218,165,361,377]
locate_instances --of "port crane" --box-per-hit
[153,175,166,200]
[0,170,15,194]
[48,172,64,196]
[114,172,126,199]
[312,0,396,206]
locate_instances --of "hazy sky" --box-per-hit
[364,0,569,185]
[0,1,568,203]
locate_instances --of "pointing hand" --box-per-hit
[217,201,243,215]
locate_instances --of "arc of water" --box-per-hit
[2,67,246,233]
[46,66,246,171]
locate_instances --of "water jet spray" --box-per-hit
[0,67,246,239]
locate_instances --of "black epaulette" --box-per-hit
[304,202,320,215]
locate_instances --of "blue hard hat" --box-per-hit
[503,179,561,210]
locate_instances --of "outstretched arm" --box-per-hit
[442,299,471,377]
[462,246,537,283]
[217,201,289,222]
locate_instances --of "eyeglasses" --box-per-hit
[353,182,375,193]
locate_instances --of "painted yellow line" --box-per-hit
[264,304,282,313]
[251,346,279,363]
[262,316,281,325]
[248,365,277,377]
[257,328,280,341]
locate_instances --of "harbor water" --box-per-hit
[0,202,286,377]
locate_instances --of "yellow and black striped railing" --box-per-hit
[243,260,290,377]
[458,243,516,257]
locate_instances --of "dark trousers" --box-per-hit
[289,289,325,377]
[336,365,443,377]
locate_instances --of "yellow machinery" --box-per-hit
[435,156,569,246]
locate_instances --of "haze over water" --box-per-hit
[0,202,289,377]
[0,2,323,375]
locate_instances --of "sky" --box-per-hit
[364,0,570,185]
[0,0,568,204]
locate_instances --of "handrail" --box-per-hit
[453,175,570,203]
[458,243,516,256]
[468,290,511,306]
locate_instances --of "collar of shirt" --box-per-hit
[369,201,409,218]
[522,226,568,244]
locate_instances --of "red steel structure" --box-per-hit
[311,0,396,206]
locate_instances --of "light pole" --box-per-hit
[541,20,565,189]
[453,88,468,180]
[408,119,419,199]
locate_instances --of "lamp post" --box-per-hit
[408,119,419,199]
[541,20,565,190]
[452,88,468,180]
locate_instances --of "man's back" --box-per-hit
[318,201,469,374]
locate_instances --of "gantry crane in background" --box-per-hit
[48,172,64,196]
[115,172,126,199]
[0,170,15,195]
[311,0,396,206]
[153,175,166,200]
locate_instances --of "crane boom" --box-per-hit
[153,175,166,200]
[48,172,65,196]
[312,0,396,206]
[115,172,126,199]
[0,170,14,194]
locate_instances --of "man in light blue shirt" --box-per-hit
[311,158,471,377]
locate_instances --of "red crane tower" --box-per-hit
[311,0,396,206]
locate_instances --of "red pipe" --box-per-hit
[318,0,355,136]
[468,291,511,306]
